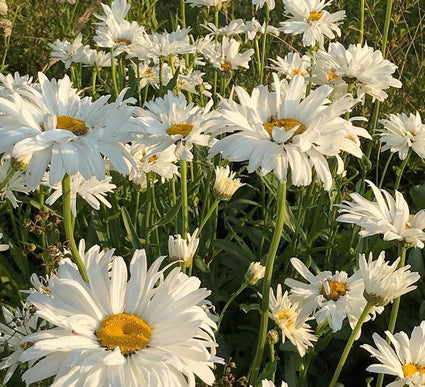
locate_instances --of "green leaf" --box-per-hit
[121,207,142,249]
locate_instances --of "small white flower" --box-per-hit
[0,304,41,384]
[20,240,221,386]
[95,0,131,24]
[185,0,228,8]
[279,0,345,48]
[0,155,30,208]
[202,36,254,73]
[269,285,317,357]
[362,321,425,387]
[359,251,420,307]
[337,180,425,248]
[260,380,289,387]
[379,111,425,160]
[168,228,200,267]
[213,165,244,200]
[252,0,275,11]
[49,33,87,68]
[269,52,310,79]
[245,262,265,285]
[134,91,213,162]
[0,232,8,252]
[0,72,34,97]
[285,258,371,332]
[44,172,116,216]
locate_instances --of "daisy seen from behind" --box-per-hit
[362,321,425,386]
[285,258,370,332]
[379,111,425,160]
[337,180,425,248]
[20,240,220,386]
[209,74,367,191]
[268,284,316,357]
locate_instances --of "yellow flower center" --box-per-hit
[292,69,306,77]
[308,11,323,21]
[221,61,233,73]
[166,123,194,137]
[55,115,89,136]
[97,313,152,356]
[263,118,306,138]
[115,38,132,45]
[320,280,347,301]
[327,73,339,81]
[403,363,425,378]
[148,155,158,163]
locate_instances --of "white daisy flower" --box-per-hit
[0,72,34,96]
[134,27,195,60]
[168,228,200,267]
[285,258,370,332]
[201,36,254,73]
[213,165,244,201]
[126,141,179,189]
[80,47,114,68]
[209,74,366,190]
[269,52,311,79]
[244,18,280,40]
[0,304,40,384]
[0,232,8,251]
[0,73,138,189]
[312,42,402,102]
[379,111,425,160]
[252,0,275,10]
[269,285,317,357]
[44,172,116,216]
[0,155,30,208]
[202,19,247,38]
[134,91,213,162]
[337,180,425,248]
[177,70,213,97]
[20,241,220,386]
[48,33,87,69]
[359,251,420,307]
[94,18,145,57]
[185,0,228,8]
[260,380,289,387]
[362,321,425,387]
[95,0,131,24]
[279,0,345,48]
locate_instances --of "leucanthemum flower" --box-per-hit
[269,52,310,79]
[269,285,316,357]
[0,155,30,208]
[244,262,265,285]
[126,141,179,189]
[95,0,131,24]
[185,0,228,8]
[201,36,254,73]
[213,165,244,200]
[362,321,425,387]
[43,172,116,216]
[284,258,372,332]
[0,72,34,96]
[0,73,138,189]
[252,0,275,11]
[20,241,220,386]
[279,0,345,48]
[168,228,200,267]
[359,251,420,307]
[134,91,213,161]
[0,304,40,384]
[337,180,425,248]
[0,232,8,251]
[312,42,402,102]
[49,33,87,69]
[379,111,425,160]
[260,381,289,387]
[209,74,366,190]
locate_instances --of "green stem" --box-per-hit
[62,175,88,282]
[110,52,119,97]
[381,0,394,57]
[249,182,287,383]
[359,0,365,45]
[217,281,249,331]
[180,160,189,238]
[180,0,186,28]
[375,244,407,387]
[0,163,18,193]
[378,152,394,188]
[196,199,219,237]
[259,4,270,84]
[328,302,375,387]
[393,149,411,192]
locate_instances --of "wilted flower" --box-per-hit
[0,232,8,252]
[213,165,244,200]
